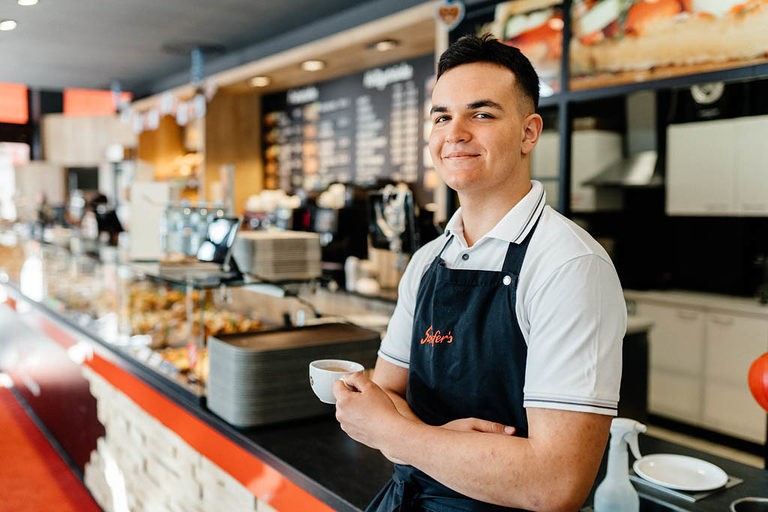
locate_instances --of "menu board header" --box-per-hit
[363,62,415,90]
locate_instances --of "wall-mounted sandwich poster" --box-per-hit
[479,0,564,96]
[570,0,768,89]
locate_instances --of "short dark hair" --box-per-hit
[437,33,540,111]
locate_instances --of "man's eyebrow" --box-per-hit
[468,99,503,111]
[429,100,504,115]
[429,105,448,115]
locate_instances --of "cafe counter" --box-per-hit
[0,235,395,512]
[2,236,768,512]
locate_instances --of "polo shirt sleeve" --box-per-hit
[522,254,626,416]
[377,241,439,368]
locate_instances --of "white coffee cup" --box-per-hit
[309,359,364,404]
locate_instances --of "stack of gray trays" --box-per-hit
[231,230,322,281]
[207,322,380,427]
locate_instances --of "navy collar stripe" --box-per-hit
[512,186,545,244]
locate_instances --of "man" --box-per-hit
[334,34,625,512]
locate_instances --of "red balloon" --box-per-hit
[748,352,768,413]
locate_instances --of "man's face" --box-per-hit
[429,62,533,195]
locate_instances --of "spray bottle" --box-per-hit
[594,418,647,512]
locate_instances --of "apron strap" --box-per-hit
[501,213,542,274]
[436,234,454,261]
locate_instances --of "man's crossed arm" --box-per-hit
[334,357,611,512]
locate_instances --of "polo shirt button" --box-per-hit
[461,253,469,261]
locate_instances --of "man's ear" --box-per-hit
[521,113,543,155]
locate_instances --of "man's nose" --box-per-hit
[445,119,471,143]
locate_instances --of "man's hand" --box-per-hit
[333,371,409,460]
[442,418,516,436]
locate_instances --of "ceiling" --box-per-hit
[0,0,430,97]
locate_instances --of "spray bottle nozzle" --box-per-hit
[627,428,644,460]
[609,418,647,460]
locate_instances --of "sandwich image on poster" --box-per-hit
[570,0,768,89]
[481,0,564,94]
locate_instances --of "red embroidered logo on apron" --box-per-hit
[420,325,453,345]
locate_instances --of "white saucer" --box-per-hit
[633,454,728,491]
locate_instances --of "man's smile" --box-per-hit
[442,151,480,159]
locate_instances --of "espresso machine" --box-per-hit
[368,183,417,270]
[309,184,368,265]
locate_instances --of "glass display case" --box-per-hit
[0,224,396,407]
[0,229,269,400]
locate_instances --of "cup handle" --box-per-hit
[340,375,359,392]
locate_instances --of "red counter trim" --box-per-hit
[26,305,334,512]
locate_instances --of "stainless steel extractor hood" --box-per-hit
[583,150,663,188]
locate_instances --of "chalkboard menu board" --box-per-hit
[262,54,436,194]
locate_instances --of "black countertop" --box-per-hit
[244,414,393,511]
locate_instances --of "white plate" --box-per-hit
[633,454,728,491]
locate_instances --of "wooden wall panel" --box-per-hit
[42,114,136,166]
[136,114,186,180]
[205,90,262,214]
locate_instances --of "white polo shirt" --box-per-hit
[378,180,626,416]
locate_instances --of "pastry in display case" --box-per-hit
[116,272,264,389]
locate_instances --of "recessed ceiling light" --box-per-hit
[18,0,38,6]
[370,39,399,52]
[0,20,17,31]
[301,59,326,72]
[249,76,271,87]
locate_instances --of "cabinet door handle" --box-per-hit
[677,310,699,320]
[710,315,734,326]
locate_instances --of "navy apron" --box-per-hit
[366,216,540,512]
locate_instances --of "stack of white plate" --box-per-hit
[207,322,379,427]
[232,231,322,281]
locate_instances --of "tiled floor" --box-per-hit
[646,425,764,469]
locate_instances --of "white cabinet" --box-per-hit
[649,371,701,422]
[571,130,623,212]
[531,131,559,180]
[530,129,624,212]
[667,115,768,216]
[735,116,768,214]
[530,131,560,211]
[703,313,768,443]
[635,302,705,423]
[642,304,704,375]
[634,298,768,442]
[666,119,738,215]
